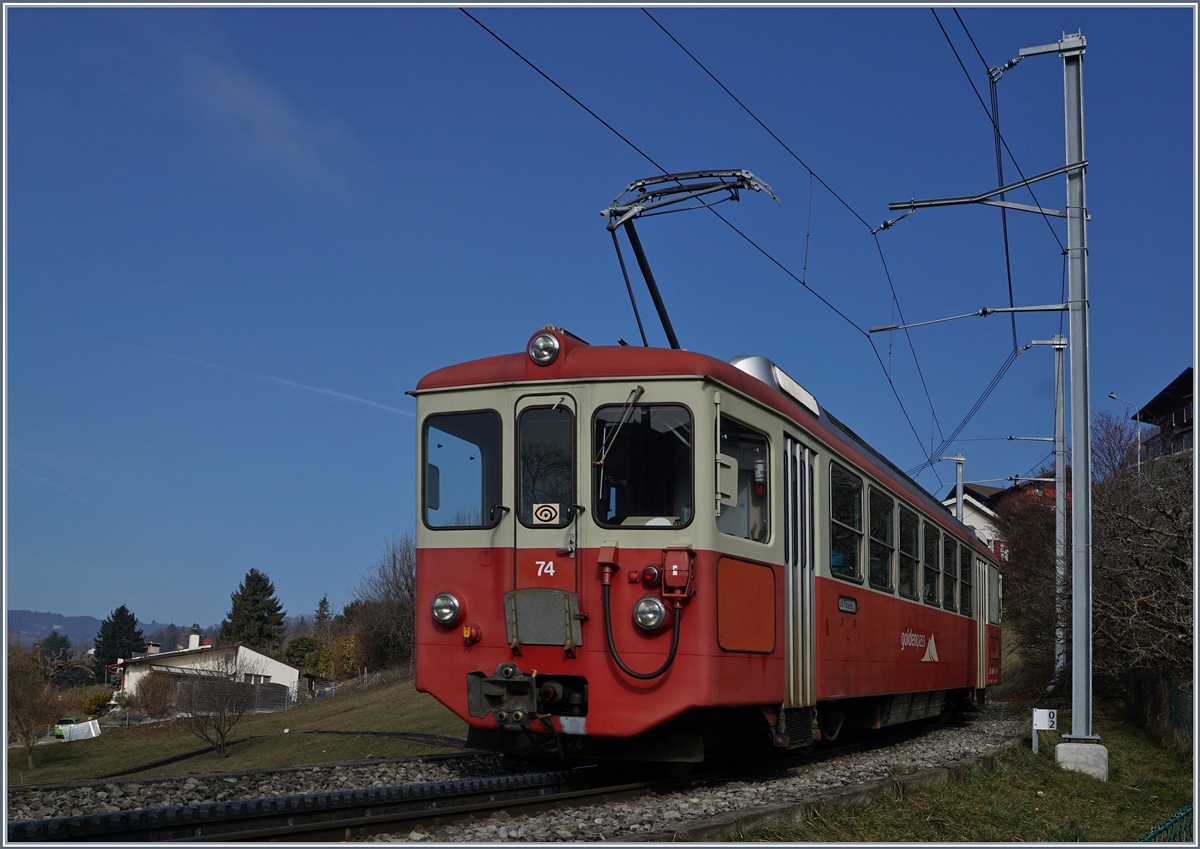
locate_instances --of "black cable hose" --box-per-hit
[602,583,681,680]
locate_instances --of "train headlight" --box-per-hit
[430,592,462,626]
[633,595,669,631]
[528,332,560,366]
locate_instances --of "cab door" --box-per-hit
[505,393,583,652]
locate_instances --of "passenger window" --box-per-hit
[829,463,862,581]
[922,523,940,605]
[942,536,958,610]
[717,418,770,543]
[593,404,692,528]
[868,488,894,591]
[960,544,974,616]
[424,411,503,529]
[897,506,920,600]
[518,406,574,528]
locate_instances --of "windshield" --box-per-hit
[593,404,692,528]
[423,410,503,529]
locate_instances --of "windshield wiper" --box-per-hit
[594,385,645,469]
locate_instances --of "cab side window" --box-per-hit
[717,418,770,543]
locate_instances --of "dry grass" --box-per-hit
[8,676,467,786]
[742,704,1192,843]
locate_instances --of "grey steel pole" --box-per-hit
[1052,335,1067,685]
[1062,34,1098,743]
[954,455,964,522]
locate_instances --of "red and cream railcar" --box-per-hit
[413,326,1002,762]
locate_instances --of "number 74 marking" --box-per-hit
[536,560,556,577]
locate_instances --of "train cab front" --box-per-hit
[412,327,779,763]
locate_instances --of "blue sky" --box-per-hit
[5,6,1194,629]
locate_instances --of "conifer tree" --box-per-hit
[218,569,287,655]
[314,595,332,641]
[92,605,146,678]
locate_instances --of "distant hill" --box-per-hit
[6,610,174,648]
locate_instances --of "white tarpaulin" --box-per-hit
[62,719,101,741]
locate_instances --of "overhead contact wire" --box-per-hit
[643,8,942,475]
[462,8,873,344]
[953,8,1019,351]
[931,9,1066,254]
[641,9,874,232]
[459,9,669,176]
[464,8,943,478]
[905,347,1021,477]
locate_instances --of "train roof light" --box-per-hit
[528,331,561,366]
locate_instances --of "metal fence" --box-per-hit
[174,679,292,714]
[1169,679,1193,745]
[1138,805,1193,842]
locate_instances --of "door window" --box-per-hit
[518,406,574,528]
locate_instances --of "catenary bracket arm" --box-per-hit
[887,160,1086,216]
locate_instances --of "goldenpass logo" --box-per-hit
[900,628,927,650]
[901,628,940,661]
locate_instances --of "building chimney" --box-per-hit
[147,642,160,654]
[188,631,201,650]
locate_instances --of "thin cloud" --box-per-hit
[127,345,414,417]
[8,463,175,545]
[179,48,360,189]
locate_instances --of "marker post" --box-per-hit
[1032,708,1057,754]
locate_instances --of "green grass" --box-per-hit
[742,704,1192,842]
[9,677,468,786]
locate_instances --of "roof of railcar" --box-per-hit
[415,337,996,560]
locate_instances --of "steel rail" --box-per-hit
[7,769,591,843]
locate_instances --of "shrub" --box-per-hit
[331,635,360,679]
[83,691,113,717]
[316,643,334,678]
[135,673,177,718]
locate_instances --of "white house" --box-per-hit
[116,633,300,706]
[941,483,1003,558]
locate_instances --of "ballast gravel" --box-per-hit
[371,700,1025,842]
[8,700,1024,841]
[5,754,515,822]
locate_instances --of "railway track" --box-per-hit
[9,766,607,842]
[7,713,988,843]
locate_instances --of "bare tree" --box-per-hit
[993,465,1063,695]
[1000,410,1193,700]
[350,532,417,673]
[176,650,265,757]
[134,672,177,718]
[1092,409,1138,483]
[8,640,56,770]
[1092,434,1192,687]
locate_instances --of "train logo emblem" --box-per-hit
[900,628,939,662]
[532,503,560,525]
